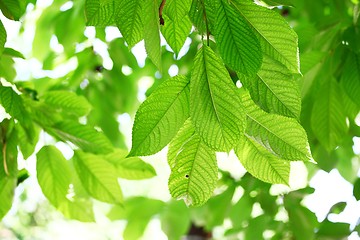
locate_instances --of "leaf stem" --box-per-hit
[159,0,166,25]
[201,0,210,46]
[2,141,9,176]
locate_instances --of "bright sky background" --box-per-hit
[1,1,360,239]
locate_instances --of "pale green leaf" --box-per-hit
[235,135,290,185]
[167,119,194,169]
[168,121,217,207]
[230,0,300,73]
[116,0,143,48]
[143,0,162,70]
[73,151,123,204]
[341,52,360,107]
[241,55,301,119]
[189,0,206,34]
[130,75,190,156]
[0,86,26,122]
[0,176,16,220]
[0,20,6,55]
[311,78,347,151]
[214,0,262,75]
[36,146,72,207]
[85,0,117,26]
[105,149,156,180]
[42,91,92,117]
[47,120,113,154]
[161,15,192,56]
[242,91,312,161]
[190,45,245,152]
[161,0,192,55]
[58,198,95,222]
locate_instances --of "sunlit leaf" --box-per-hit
[341,52,360,107]
[36,146,72,207]
[214,0,262,75]
[85,0,117,26]
[0,176,16,219]
[0,20,6,55]
[73,151,123,204]
[168,121,218,207]
[230,0,300,73]
[241,55,301,119]
[190,45,245,151]
[0,86,26,122]
[130,75,190,156]
[58,198,95,222]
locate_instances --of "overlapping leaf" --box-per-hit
[241,55,301,119]
[130,75,190,156]
[242,91,311,161]
[0,0,25,20]
[85,0,117,26]
[0,20,5,55]
[36,146,72,207]
[116,0,143,48]
[214,0,262,75]
[142,0,162,70]
[190,45,245,151]
[235,135,290,185]
[47,120,113,154]
[105,149,156,180]
[341,52,360,107]
[0,176,16,219]
[230,0,300,73]
[168,121,217,206]
[73,151,123,204]
[58,198,95,222]
[311,78,347,151]
[42,91,92,117]
[0,86,26,122]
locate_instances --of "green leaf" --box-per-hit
[341,52,360,107]
[42,91,92,117]
[311,78,347,151]
[36,146,72,207]
[116,0,143,48]
[130,75,190,156]
[214,0,262,75]
[143,0,162,70]
[168,121,218,207]
[230,0,300,73]
[242,91,312,161]
[73,151,123,204]
[230,194,253,229]
[353,178,360,201]
[235,135,290,185]
[85,0,117,26]
[47,120,113,154]
[241,55,301,119]
[58,198,95,222]
[0,86,26,122]
[190,45,245,151]
[317,220,351,238]
[0,176,16,219]
[105,149,156,180]
[161,0,192,55]
[0,0,26,20]
[160,201,191,240]
[0,20,6,55]
[261,0,296,7]
[189,0,206,34]
[2,47,24,59]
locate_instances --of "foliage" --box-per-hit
[0,0,360,239]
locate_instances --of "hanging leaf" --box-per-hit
[168,121,218,207]
[143,0,162,70]
[0,86,26,122]
[73,150,123,204]
[230,0,300,73]
[0,20,6,55]
[311,78,347,151]
[241,55,301,119]
[47,120,113,154]
[42,91,92,117]
[341,52,360,107]
[36,146,72,207]
[161,0,192,56]
[130,75,190,156]
[58,198,95,222]
[85,0,118,26]
[214,0,262,75]
[105,149,156,180]
[0,176,16,219]
[116,0,143,48]
[235,135,290,185]
[0,0,26,20]
[191,45,245,152]
[242,91,312,161]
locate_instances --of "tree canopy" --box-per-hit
[1,0,360,239]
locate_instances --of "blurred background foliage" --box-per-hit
[0,0,360,239]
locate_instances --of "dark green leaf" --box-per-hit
[0,20,6,55]
[353,178,360,201]
[341,52,360,107]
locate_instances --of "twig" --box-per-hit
[159,0,166,25]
